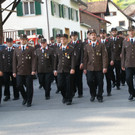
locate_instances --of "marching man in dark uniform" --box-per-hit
[109,28,123,90]
[70,31,84,98]
[83,29,108,102]
[54,34,75,105]
[35,35,44,50]
[13,34,36,107]
[2,38,19,101]
[121,26,135,100]
[53,34,62,94]
[0,50,3,104]
[99,29,113,96]
[36,38,54,100]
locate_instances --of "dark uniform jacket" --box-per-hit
[121,38,135,68]
[54,44,75,73]
[70,40,83,66]
[13,45,36,75]
[2,47,15,72]
[36,46,54,73]
[83,41,108,71]
[0,51,3,72]
[100,39,113,63]
[109,36,123,61]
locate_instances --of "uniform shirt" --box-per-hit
[41,46,48,53]
[88,39,91,44]
[7,47,13,51]
[113,37,117,41]
[101,39,106,44]
[21,45,27,51]
[91,41,97,47]
[56,43,61,47]
[72,40,78,45]
[130,37,135,43]
[62,45,67,51]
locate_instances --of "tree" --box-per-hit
[0,0,21,44]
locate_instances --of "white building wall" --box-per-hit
[2,0,49,41]
[48,0,81,36]
[2,0,85,43]
[105,2,129,33]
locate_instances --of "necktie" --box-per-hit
[63,48,65,51]
[22,46,25,51]
[73,42,76,45]
[92,43,95,48]
[8,48,10,51]
[103,40,104,44]
[131,39,134,44]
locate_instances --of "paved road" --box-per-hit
[0,75,135,135]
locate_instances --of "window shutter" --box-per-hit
[71,8,73,20]
[37,29,42,35]
[53,28,57,39]
[61,5,64,18]
[35,1,41,15]
[51,1,54,16]
[59,4,62,17]
[18,30,24,36]
[85,32,87,39]
[60,30,63,34]
[17,2,23,16]
[76,10,79,22]
[68,8,71,20]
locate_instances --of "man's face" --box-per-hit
[50,40,54,43]
[41,42,47,48]
[7,42,13,47]
[111,31,117,37]
[71,35,78,41]
[56,37,61,43]
[128,30,135,38]
[100,33,106,39]
[20,39,27,45]
[90,33,97,41]
[87,33,91,40]
[61,37,68,45]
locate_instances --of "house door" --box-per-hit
[65,28,70,42]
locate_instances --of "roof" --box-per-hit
[123,3,135,16]
[109,0,135,22]
[79,1,108,14]
[79,8,111,24]
[71,0,87,7]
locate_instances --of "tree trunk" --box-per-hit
[0,4,3,45]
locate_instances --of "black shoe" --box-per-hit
[117,86,120,90]
[39,85,42,89]
[27,103,31,107]
[22,99,27,105]
[62,98,67,104]
[55,90,60,94]
[90,96,95,102]
[3,96,10,102]
[13,97,19,100]
[46,96,50,100]
[78,95,83,98]
[66,101,72,105]
[98,98,103,103]
[128,95,133,101]
[107,93,112,96]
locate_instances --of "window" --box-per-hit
[24,29,36,36]
[23,1,35,16]
[119,21,125,26]
[71,8,78,21]
[52,28,63,39]
[110,12,116,16]
[64,6,68,19]
[53,2,59,17]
